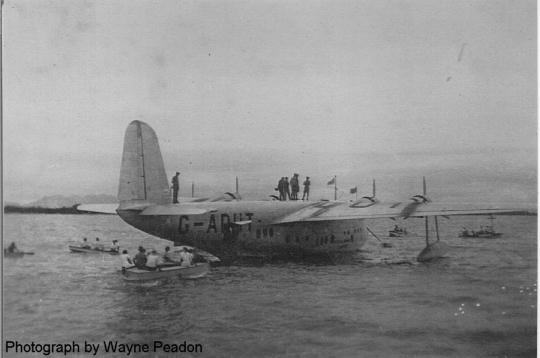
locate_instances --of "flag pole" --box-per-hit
[192,181,195,197]
[334,175,337,200]
[355,187,358,201]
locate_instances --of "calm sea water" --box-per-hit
[3,214,537,357]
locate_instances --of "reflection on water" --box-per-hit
[3,214,537,357]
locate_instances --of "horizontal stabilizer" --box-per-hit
[76,204,119,215]
[140,205,211,216]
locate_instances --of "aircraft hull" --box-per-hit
[117,201,367,263]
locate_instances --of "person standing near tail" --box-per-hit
[171,172,180,203]
[278,177,285,201]
[290,173,299,200]
[302,176,311,200]
[284,177,291,200]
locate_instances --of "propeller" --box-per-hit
[351,179,378,207]
[401,176,431,218]
[410,177,431,204]
[361,179,378,202]
[423,176,429,245]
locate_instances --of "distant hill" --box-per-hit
[4,194,117,214]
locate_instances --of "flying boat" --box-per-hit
[78,121,529,263]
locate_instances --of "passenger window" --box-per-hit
[256,229,261,238]
[330,235,335,243]
[263,228,268,237]
[285,235,290,243]
[269,228,274,237]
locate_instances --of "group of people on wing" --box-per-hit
[120,246,196,272]
[80,237,119,252]
[277,174,310,201]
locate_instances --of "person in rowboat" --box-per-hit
[133,246,147,268]
[120,250,134,273]
[179,247,194,267]
[93,237,104,251]
[81,237,91,249]
[6,242,20,254]
[162,246,175,263]
[110,240,120,253]
[146,250,161,271]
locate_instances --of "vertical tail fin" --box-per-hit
[118,121,170,205]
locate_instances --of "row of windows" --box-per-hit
[343,228,360,235]
[284,234,338,246]
[254,228,357,245]
[255,227,274,239]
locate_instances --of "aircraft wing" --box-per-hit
[189,192,241,202]
[76,204,119,214]
[405,208,527,217]
[272,201,531,224]
[139,204,211,216]
[77,203,212,216]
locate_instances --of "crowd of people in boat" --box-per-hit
[388,225,408,237]
[120,246,198,272]
[74,237,202,272]
[459,226,500,238]
[276,174,311,201]
[80,237,119,252]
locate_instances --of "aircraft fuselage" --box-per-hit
[118,201,367,262]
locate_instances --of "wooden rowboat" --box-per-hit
[121,262,210,282]
[4,250,34,258]
[68,245,120,255]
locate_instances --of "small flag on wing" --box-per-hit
[350,187,357,194]
[327,177,335,185]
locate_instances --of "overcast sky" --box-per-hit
[3,0,537,204]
